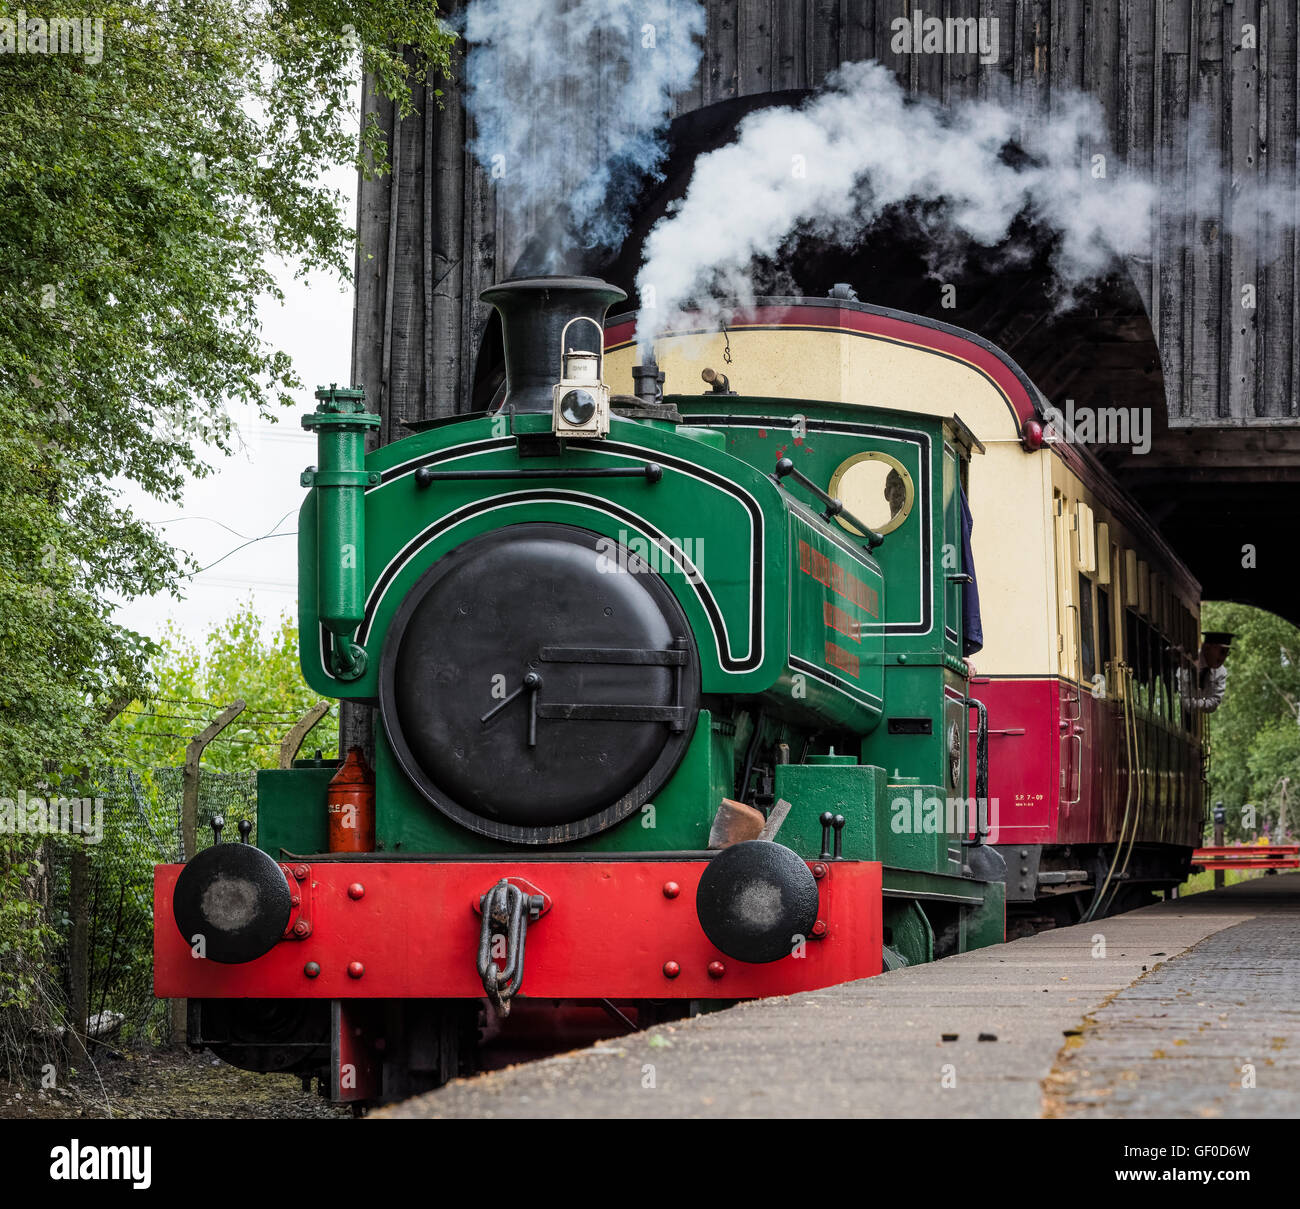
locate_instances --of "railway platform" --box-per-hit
[376,873,1300,1119]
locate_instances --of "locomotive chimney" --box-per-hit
[480,276,627,414]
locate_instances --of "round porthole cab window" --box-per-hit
[827,452,915,537]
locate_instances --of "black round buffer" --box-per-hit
[695,840,820,964]
[172,842,293,964]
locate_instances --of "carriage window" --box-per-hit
[1153,632,1167,718]
[1126,610,1148,710]
[828,452,915,537]
[1179,651,1196,732]
[1148,624,1163,716]
[1075,503,1097,572]
[1166,636,1181,724]
[1097,586,1112,674]
[1077,573,1096,683]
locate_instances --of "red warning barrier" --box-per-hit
[1191,845,1300,871]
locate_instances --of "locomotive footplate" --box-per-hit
[154,858,883,1001]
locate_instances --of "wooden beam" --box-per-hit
[354,0,1300,446]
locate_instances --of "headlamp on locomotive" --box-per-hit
[553,319,610,437]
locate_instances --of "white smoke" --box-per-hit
[462,0,705,269]
[635,58,1295,344]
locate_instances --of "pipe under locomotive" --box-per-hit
[154,275,1009,1102]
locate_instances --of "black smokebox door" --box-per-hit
[381,524,699,842]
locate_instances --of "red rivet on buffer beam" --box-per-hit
[812,920,828,937]
[663,961,681,979]
[304,962,320,978]
[707,961,726,979]
[663,881,680,899]
[348,883,365,900]
[347,961,365,979]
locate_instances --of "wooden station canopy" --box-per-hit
[350,1,1300,624]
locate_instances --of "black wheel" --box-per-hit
[198,999,330,1074]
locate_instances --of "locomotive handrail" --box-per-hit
[1059,603,1084,811]
[772,457,885,548]
[962,695,990,847]
[1103,663,1145,913]
[415,463,663,486]
[1061,732,1082,808]
[1084,662,1138,921]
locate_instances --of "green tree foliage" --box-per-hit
[1,0,451,1061]
[1,1,454,787]
[115,600,338,772]
[1201,602,1300,840]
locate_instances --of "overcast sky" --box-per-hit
[113,167,358,646]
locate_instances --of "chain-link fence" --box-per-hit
[39,766,257,1054]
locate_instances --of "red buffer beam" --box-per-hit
[155,859,883,1001]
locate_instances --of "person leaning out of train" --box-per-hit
[1175,631,1233,713]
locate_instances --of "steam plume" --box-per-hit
[462,0,705,271]
[635,59,1297,343]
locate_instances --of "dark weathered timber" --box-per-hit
[349,0,1300,622]
[351,0,1300,425]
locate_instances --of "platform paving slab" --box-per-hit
[1047,877,1300,1119]
[375,874,1299,1119]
